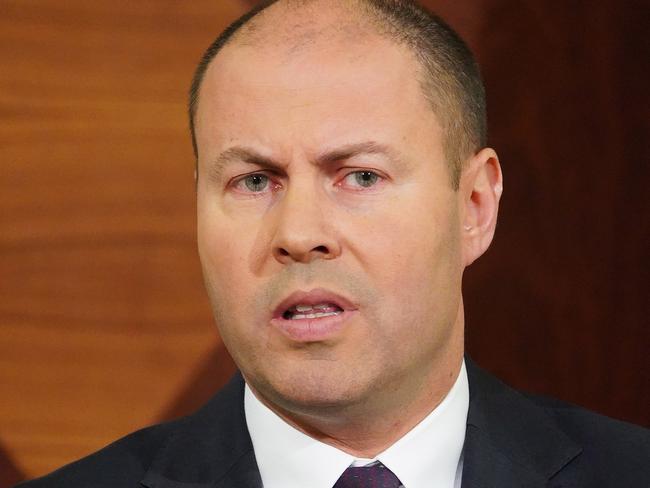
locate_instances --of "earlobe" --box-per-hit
[460,147,503,267]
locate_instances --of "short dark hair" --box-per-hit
[188,0,486,189]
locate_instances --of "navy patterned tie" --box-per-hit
[333,462,403,488]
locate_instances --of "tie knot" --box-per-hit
[333,462,403,488]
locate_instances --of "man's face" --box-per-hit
[195,30,466,416]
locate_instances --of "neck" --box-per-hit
[304,359,463,458]
[249,332,464,458]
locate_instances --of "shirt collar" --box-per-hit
[244,360,469,488]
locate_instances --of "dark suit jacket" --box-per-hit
[17,358,650,487]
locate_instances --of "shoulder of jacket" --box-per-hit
[14,418,182,488]
[524,392,650,482]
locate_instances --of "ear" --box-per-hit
[459,147,503,267]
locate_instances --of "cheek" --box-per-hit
[198,219,263,364]
[198,213,254,315]
[361,206,457,287]
[377,238,450,323]
[355,200,461,337]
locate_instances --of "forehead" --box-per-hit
[234,1,374,54]
[194,15,442,162]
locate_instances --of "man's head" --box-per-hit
[189,0,487,189]
[192,0,502,442]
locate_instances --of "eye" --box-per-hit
[341,170,382,189]
[234,173,271,193]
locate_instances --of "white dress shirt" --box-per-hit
[245,360,469,488]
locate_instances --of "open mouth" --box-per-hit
[271,288,355,341]
[272,288,355,321]
[282,303,344,320]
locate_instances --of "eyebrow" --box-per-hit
[206,141,408,181]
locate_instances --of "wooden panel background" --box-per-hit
[1,0,648,484]
[0,1,244,483]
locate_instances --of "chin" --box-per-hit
[250,363,369,413]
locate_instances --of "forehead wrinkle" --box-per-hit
[316,140,410,173]
[208,140,409,183]
[207,146,282,182]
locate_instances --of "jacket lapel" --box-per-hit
[461,358,582,487]
[461,424,547,487]
[140,373,263,488]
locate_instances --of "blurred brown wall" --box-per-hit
[1,0,648,484]
[454,0,650,430]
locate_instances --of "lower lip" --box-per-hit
[270,310,357,342]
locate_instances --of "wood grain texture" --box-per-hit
[0,0,245,481]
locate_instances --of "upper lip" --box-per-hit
[272,288,357,319]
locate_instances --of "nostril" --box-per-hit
[274,244,333,262]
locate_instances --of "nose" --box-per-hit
[270,184,341,265]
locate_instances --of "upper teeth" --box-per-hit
[283,302,344,320]
[295,303,332,312]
